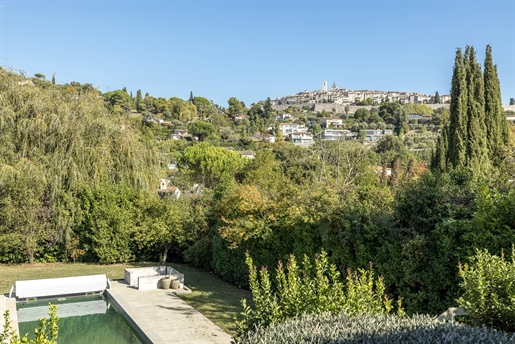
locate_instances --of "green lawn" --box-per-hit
[0,262,251,335]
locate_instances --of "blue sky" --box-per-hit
[1,0,514,107]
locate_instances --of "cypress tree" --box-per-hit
[389,157,400,192]
[447,48,468,169]
[434,91,441,104]
[464,46,489,178]
[435,44,506,179]
[484,44,509,158]
[136,89,143,112]
[433,124,448,171]
[404,157,416,180]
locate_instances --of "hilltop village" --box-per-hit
[271,81,451,106]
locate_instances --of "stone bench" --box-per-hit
[124,266,185,290]
[124,266,167,288]
[137,275,165,290]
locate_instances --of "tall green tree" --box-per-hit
[181,143,248,188]
[0,69,159,261]
[434,91,441,104]
[134,194,194,263]
[169,97,198,121]
[438,45,508,178]
[354,108,371,122]
[78,183,137,263]
[192,96,211,118]
[264,97,274,116]
[483,45,509,158]
[135,89,143,112]
[432,124,448,171]
[0,162,52,263]
[103,89,132,112]
[227,97,245,117]
[447,48,468,170]
[465,46,489,177]
[188,120,216,141]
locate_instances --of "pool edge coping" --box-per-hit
[0,294,19,339]
[105,287,152,344]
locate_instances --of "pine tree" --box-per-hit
[483,44,509,158]
[447,48,468,169]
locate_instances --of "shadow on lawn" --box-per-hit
[169,262,252,334]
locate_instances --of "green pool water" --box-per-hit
[17,295,144,344]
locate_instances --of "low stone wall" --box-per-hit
[124,266,167,288]
[137,275,164,291]
[124,266,185,290]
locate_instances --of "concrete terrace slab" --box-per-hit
[0,294,18,337]
[106,280,232,344]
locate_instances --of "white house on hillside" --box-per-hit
[290,132,313,147]
[320,117,343,128]
[320,129,355,141]
[279,123,307,136]
[158,179,181,199]
[365,129,394,141]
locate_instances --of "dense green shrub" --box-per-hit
[464,186,515,257]
[211,235,248,287]
[381,172,475,314]
[457,248,515,332]
[236,251,402,339]
[238,312,515,344]
[77,183,138,263]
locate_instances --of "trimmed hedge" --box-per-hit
[238,312,515,344]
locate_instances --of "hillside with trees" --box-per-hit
[1,45,515,341]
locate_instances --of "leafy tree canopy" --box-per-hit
[188,120,216,141]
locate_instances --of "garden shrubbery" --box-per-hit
[235,251,404,340]
[238,312,515,344]
[1,305,59,344]
[457,248,515,332]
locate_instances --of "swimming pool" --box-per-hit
[17,294,144,344]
